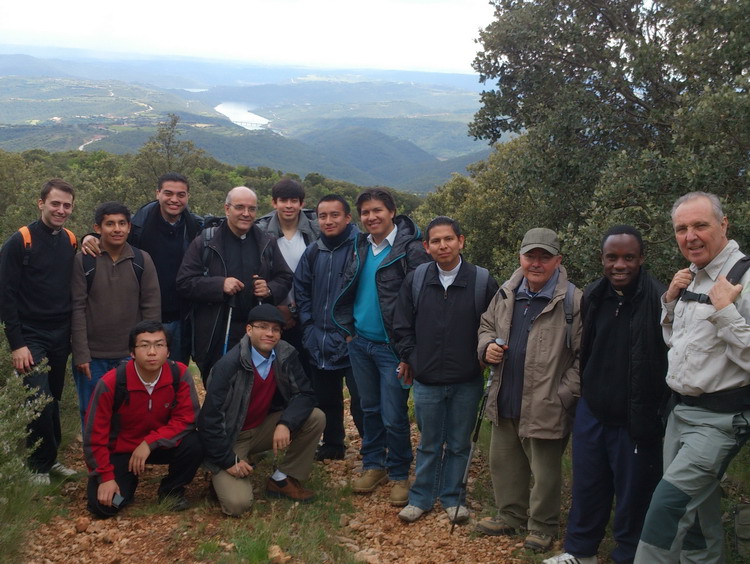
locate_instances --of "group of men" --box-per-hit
[2,177,748,563]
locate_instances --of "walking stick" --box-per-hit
[222,294,237,355]
[451,337,506,534]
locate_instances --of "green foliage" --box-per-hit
[438,0,750,285]
[0,338,52,560]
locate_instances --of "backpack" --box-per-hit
[199,218,274,276]
[411,262,491,318]
[112,359,182,412]
[81,247,145,292]
[17,225,78,265]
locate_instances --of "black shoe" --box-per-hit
[158,492,190,512]
[315,444,345,461]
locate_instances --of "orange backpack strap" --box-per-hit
[18,226,32,265]
[63,228,78,249]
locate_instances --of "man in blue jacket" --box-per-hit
[333,187,430,506]
[295,194,363,461]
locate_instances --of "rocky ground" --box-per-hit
[21,386,556,564]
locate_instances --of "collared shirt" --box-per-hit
[251,346,277,380]
[134,363,161,395]
[437,257,462,290]
[662,239,750,395]
[367,225,398,256]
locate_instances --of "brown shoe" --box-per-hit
[266,476,314,503]
[352,469,388,493]
[524,530,553,552]
[389,479,409,506]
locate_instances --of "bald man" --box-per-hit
[177,187,293,382]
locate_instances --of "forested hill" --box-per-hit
[0,52,496,192]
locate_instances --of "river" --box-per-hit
[214,102,271,131]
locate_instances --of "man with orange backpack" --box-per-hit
[0,179,79,485]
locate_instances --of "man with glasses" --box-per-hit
[83,321,203,517]
[476,228,582,553]
[177,186,293,382]
[199,304,324,516]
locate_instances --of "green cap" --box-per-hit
[520,228,561,255]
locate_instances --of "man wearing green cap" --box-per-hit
[476,228,582,553]
[199,303,324,516]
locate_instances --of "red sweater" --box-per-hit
[83,360,200,483]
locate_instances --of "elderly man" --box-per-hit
[176,186,292,382]
[634,192,750,563]
[476,227,581,552]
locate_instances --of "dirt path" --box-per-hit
[21,393,533,564]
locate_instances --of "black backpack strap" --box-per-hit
[201,226,217,276]
[474,266,490,317]
[82,253,97,293]
[411,262,430,314]
[168,360,182,409]
[563,281,576,350]
[112,361,129,413]
[727,256,750,285]
[131,247,145,285]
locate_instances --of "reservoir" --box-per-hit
[214,102,270,130]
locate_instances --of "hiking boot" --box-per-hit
[266,476,315,503]
[542,553,597,564]
[398,504,426,523]
[50,462,78,479]
[444,505,470,524]
[525,530,554,552]
[158,492,191,512]
[475,515,516,536]
[352,469,387,493]
[389,479,409,506]
[29,472,51,486]
[315,444,345,461]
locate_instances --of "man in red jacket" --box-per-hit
[83,321,203,517]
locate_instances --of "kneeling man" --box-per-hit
[199,304,325,516]
[83,321,203,517]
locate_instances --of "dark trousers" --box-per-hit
[87,430,203,518]
[311,365,364,447]
[22,323,71,473]
[564,398,662,564]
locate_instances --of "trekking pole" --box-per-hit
[451,337,506,534]
[222,294,237,355]
[252,274,265,306]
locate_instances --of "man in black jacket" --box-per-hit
[544,225,668,564]
[176,186,293,382]
[81,172,203,363]
[392,216,498,524]
[198,304,324,516]
[0,179,79,485]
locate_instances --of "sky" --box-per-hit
[0,0,496,74]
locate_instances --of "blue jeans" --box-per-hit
[409,379,483,510]
[162,319,189,365]
[347,335,412,480]
[73,357,128,429]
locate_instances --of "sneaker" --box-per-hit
[315,444,345,461]
[525,530,554,552]
[50,462,78,479]
[266,476,315,502]
[158,493,190,512]
[444,505,470,524]
[389,479,409,506]
[29,472,51,486]
[475,516,516,536]
[398,504,426,523]
[351,469,387,493]
[542,553,597,564]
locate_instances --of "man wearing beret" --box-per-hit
[199,304,325,516]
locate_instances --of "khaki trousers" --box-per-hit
[212,408,325,516]
[489,417,568,536]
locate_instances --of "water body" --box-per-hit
[214,102,270,131]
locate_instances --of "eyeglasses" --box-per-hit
[227,204,258,214]
[134,342,168,351]
[250,323,282,335]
